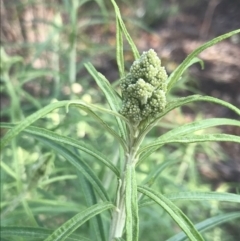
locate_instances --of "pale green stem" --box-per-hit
[108,127,140,240]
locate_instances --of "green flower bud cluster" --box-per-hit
[120,49,168,124]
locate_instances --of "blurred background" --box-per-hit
[1,0,240,240]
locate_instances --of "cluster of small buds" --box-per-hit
[120,49,168,124]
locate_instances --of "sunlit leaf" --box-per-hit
[139,191,240,208]
[1,123,120,177]
[139,159,180,188]
[1,100,129,151]
[37,137,110,202]
[0,227,89,241]
[166,212,240,241]
[138,186,204,241]
[111,0,140,60]
[116,18,125,78]
[44,202,114,241]
[85,62,127,140]
[138,118,240,163]
[138,133,240,156]
[167,29,240,92]
[79,175,106,241]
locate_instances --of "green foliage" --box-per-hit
[43,202,114,241]
[138,186,204,241]
[1,0,240,241]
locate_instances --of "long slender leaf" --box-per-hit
[137,186,204,241]
[111,0,140,60]
[37,137,110,202]
[79,175,106,241]
[75,104,127,151]
[166,192,240,203]
[84,63,122,111]
[140,159,180,187]
[84,62,127,140]
[139,192,240,208]
[167,29,240,92]
[183,57,204,71]
[138,118,240,163]
[125,164,139,241]
[137,94,240,158]
[44,202,114,241]
[116,18,125,78]
[0,227,89,241]
[160,118,240,139]
[1,100,129,150]
[148,94,240,133]
[19,69,60,86]
[166,212,240,241]
[138,133,240,156]
[1,123,120,177]
[1,101,67,149]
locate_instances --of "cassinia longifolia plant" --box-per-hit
[1,1,240,241]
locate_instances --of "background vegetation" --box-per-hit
[1,0,240,240]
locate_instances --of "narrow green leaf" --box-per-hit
[160,118,240,140]
[19,69,59,86]
[1,101,68,149]
[138,133,240,156]
[116,19,125,78]
[166,212,240,241]
[0,227,89,241]
[84,62,127,140]
[137,186,204,241]
[150,94,240,131]
[39,175,77,186]
[138,118,240,163]
[166,192,240,203]
[79,175,106,241]
[138,94,240,158]
[44,202,114,241]
[0,161,17,180]
[139,192,240,208]
[84,63,122,111]
[138,94,240,163]
[185,57,204,70]
[111,0,140,60]
[1,123,120,177]
[140,159,180,187]
[125,164,139,241]
[1,100,129,151]
[37,137,110,202]
[75,104,127,151]
[169,57,204,86]
[167,29,240,92]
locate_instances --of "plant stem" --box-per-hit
[108,177,126,240]
[108,127,140,241]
